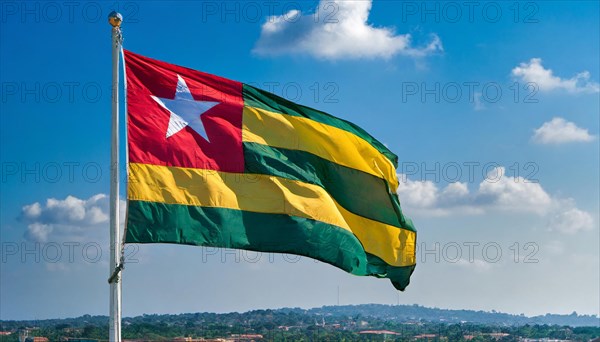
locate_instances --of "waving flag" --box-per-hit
[123,50,416,290]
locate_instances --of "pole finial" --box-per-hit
[108,11,123,27]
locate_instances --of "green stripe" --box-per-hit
[126,200,415,290]
[242,84,398,168]
[243,142,415,232]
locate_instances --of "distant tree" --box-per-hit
[82,325,100,338]
[55,323,70,330]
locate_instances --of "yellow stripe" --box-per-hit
[129,163,415,267]
[242,106,399,191]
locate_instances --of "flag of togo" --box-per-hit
[123,50,416,290]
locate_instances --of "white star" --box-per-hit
[151,74,219,140]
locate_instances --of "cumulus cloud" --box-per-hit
[20,194,122,243]
[397,167,594,234]
[253,0,443,59]
[476,167,552,214]
[16,194,129,272]
[22,202,42,218]
[398,179,479,217]
[24,223,53,243]
[548,208,594,234]
[396,175,439,208]
[511,58,599,93]
[440,182,470,201]
[398,167,550,216]
[532,117,596,144]
[22,194,108,225]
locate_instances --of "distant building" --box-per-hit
[359,330,401,336]
[0,332,12,336]
[414,334,437,340]
[486,333,510,340]
[229,334,263,341]
[519,339,572,342]
[25,337,49,342]
[125,339,226,342]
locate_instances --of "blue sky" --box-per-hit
[1,1,598,320]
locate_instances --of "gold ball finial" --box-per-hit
[108,11,123,27]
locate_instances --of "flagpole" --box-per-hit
[108,11,123,342]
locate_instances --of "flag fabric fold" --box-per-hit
[123,50,416,290]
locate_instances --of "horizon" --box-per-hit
[1,0,599,323]
[3,302,599,323]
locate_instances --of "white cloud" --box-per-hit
[22,202,42,219]
[22,194,108,226]
[20,194,118,243]
[454,259,493,272]
[398,181,480,217]
[473,92,485,111]
[18,194,129,271]
[532,117,596,144]
[253,0,443,59]
[477,167,552,214]
[397,167,594,234]
[548,208,594,234]
[397,174,438,208]
[398,167,551,216]
[24,223,53,243]
[511,58,599,93]
[441,182,469,199]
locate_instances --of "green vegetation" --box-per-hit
[1,305,598,341]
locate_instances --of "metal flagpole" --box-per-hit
[108,11,123,342]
